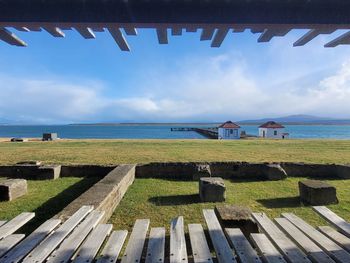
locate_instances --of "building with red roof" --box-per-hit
[218,121,241,140]
[258,121,289,139]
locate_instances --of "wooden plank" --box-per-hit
[43,26,65,37]
[258,28,291,42]
[0,234,25,258]
[46,210,104,263]
[0,28,27,46]
[325,31,350,47]
[0,212,34,240]
[274,218,334,263]
[250,233,287,263]
[318,226,350,252]
[14,27,30,32]
[313,206,350,237]
[124,27,137,36]
[0,222,5,228]
[96,230,128,263]
[203,209,236,263]
[156,28,168,44]
[73,224,113,263]
[200,28,215,41]
[282,213,350,263]
[186,26,197,33]
[211,28,229,47]
[121,219,150,263]
[293,29,335,46]
[225,228,262,263]
[75,27,96,39]
[0,219,61,263]
[188,224,212,263]
[107,27,130,51]
[171,27,182,36]
[170,217,188,263]
[22,205,93,263]
[251,213,310,263]
[146,227,165,263]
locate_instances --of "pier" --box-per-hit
[171,127,218,139]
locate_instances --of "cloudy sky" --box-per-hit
[0,28,350,124]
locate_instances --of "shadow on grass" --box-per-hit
[257,196,302,208]
[20,176,101,234]
[148,194,200,206]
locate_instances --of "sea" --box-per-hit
[0,124,350,139]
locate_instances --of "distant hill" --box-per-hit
[238,115,350,125]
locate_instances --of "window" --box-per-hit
[274,130,277,136]
[230,129,233,134]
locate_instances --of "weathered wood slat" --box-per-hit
[0,219,61,263]
[43,27,65,37]
[188,224,213,263]
[252,213,310,263]
[274,218,334,263]
[96,230,128,263]
[250,233,286,263]
[211,28,229,47]
[73,224,113,263]
[0,222,6,228]
[200,28,215,41]
[293,29,335,46]
[203,209,236,263]
[171,27,182,36]
[146,227,165,263]
[170,216,188,263]
[46,210,104,263]
[124,27,137,36]
[318,226,350,252]
[0,212,34,240]
[225,228,262,263]
[121,219,150,263]
[22,205,93,263]
[107,27,130,51]
[0,27,27,46]
[282,213,350,263]
[75,27,95,39]
[313,206,350,238]
[0,234,25,258]
[156,28,168,44]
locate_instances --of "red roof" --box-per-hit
[259,121,285,129]
[219,121,241,129]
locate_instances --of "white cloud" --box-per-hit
[1,46,350,123]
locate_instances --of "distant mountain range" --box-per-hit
[238,115,350,125]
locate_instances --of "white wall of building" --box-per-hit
[259,128,288,139]
[218,128,240,140]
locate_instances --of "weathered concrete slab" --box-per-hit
[199,177,225,202]
[37,165,61,180]
[0,179,27,201]
[54,164,136,223]
[299,180,338,205]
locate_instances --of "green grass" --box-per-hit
[0,176,101,234]
[0,139,350,164]
[110,177,350,231]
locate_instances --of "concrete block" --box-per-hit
[0,179,27,201]
[37,165,61,180]
[199,177,225,202]
[193,163,211,180]
[299,180,338,205]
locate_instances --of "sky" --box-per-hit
[0,28,350,124]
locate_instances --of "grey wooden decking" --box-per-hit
[0,206,349,262]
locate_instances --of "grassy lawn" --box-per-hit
[0,139,350,164]
[0,176,100,234]
[110,177,350,231]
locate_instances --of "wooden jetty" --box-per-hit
[171,127,218,139]
[0,206,349,262]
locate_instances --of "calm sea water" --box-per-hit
[0,124,350,139]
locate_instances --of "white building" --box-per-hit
[218,121,241,140]
[258,121,289,139]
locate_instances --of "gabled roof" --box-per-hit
[219,121,241,129]
[259,121,285,129]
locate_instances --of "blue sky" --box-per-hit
[0,28,350,124]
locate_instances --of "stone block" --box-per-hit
[336,164,350,179]
[37,165,61,180]
[265,163,287,180]
[193,163,211,180]
[199,177,225,202]
[215,205,258,236]
[299,180,338,205]
[0,179,27,201]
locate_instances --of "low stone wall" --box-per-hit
[136,161,350,180]
[60,165,116,177]
[54,164,136,223]
[0,164,61,180]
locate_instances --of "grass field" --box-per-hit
[110,177,350,231]
[0,176,100,234]
[0,139,350,164]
